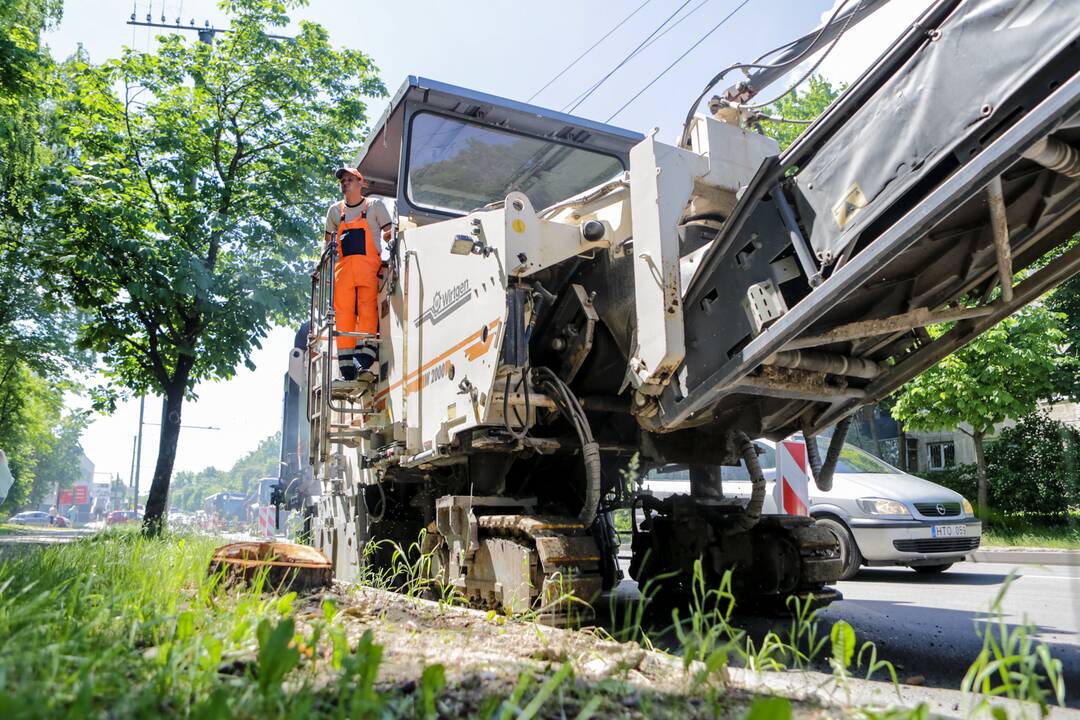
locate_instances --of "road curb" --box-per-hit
[723,666,1075,719]
[968,548,1080,566]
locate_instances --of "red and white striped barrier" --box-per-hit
[774,439,811,516]
[258,505,274,538]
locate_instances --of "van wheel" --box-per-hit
[814,516,862,580]
[912,563,953,574]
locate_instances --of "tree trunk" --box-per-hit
[972,429,989,520]
[897,423,907,472]
[142,380,186,536]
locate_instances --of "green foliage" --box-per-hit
[893,305,1064,437]
[0,0,91,510]
[920,465,980,507]
[743,696,792,720]
[0,364,87,511]
[923,412,1080,520]
[0,0,86,379]
[829,620,856,674]
[962,572,1066,715]
[0,0,61,98]
[759,76,841,151]
[0,531,419,718]
[39,0,386,528]
[255,616,300,696]
[169,432,281,512]
[985,412,1080,520]
[418,663,446,720]
[1044,272,1080,399]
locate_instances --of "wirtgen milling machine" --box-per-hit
[276,0,1080,619]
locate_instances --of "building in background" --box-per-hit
[846,402,1080,474]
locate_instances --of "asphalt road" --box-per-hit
[813,561,1080,705]
[614,557,1080,707]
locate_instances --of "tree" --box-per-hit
[0,365,86,511]
[1043,260,1080,399]
[1,0,78,379]
[44,0,385,533]
[170,432,280,512]
[892,305,1065,516]
[760,75,841,151]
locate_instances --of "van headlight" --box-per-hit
[962,498,974,516]
[855,498,911,517]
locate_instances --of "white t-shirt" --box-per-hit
[324,197,393,254]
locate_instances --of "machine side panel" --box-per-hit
[395,214,509,460]
[628,135,707,391]
[795,0,1080,264]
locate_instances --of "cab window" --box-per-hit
[406,112,624,215]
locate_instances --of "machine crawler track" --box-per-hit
[631,497,843,614]
[429,512,604,624]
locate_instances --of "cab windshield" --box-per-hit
[406,112,624,215]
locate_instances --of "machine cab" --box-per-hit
[352,76,642,226]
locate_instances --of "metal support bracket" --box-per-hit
[986,176,1014,303]
[772,183,822,287]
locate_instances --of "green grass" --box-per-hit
[0,531,726,719]
[0,529,441,719]
[0,528,1069,718]
[981,527,1080,549]
[980,514,1080,549]
[0,522,75,536]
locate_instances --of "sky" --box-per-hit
[46,0,931,485]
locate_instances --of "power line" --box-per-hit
[606,0,754,122]
[742,0,863,109]
[560,0,716,112]
[675,0,861,146]
[565,0,696,115]
[527,0,654,103]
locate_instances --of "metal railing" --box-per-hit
[307,240,380,473]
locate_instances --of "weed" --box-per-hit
[743,695,793,719]
[334,629,385,718]
[482,662,576,720]
[255,616,301,696]
[418,663,446,719]
[784,592,828,669]
[961,571,1066,717]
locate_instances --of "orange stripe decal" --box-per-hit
[372,318,502,402]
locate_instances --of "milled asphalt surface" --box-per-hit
[814,561,1080,705]
[615,554,1080,707]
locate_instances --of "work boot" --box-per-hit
[354,355,376,385]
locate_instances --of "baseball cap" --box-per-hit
[335,167,365,183]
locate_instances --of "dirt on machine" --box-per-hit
[255,0,1080,625]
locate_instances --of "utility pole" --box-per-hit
[128,434,137,500]
[133,396,145,511]
[126,15,291,44]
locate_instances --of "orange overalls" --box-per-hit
[333,200,381,378]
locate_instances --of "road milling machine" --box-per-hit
[274,0,1080,620]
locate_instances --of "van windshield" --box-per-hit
[407,112,624,214]
[723,440,895,480]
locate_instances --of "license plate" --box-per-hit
[931,524,968,538]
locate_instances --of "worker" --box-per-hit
[325,167,393,382]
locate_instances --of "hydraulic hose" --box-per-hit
[532,366,601,526]
[803,419,824,481]
[805,416,852,492]
[726,431,766,534]
[579,440,602,527]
